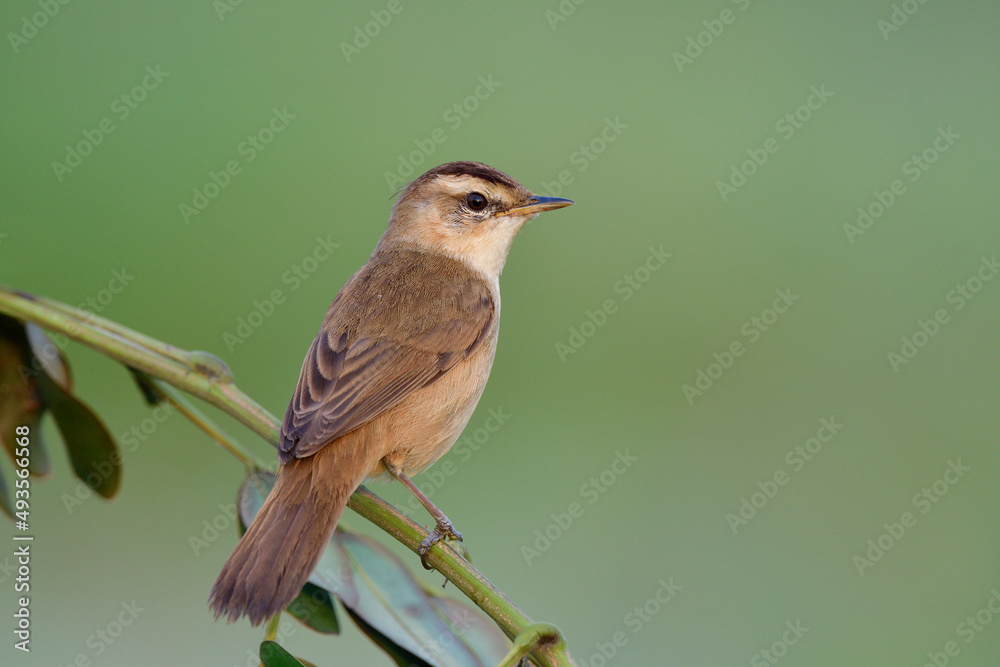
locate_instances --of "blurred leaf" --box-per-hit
[25,322,71,389]
[238,471,512,667]
[0,316,122,507]
[0,460,14,518]
[338,531,489,666]
[308,516,358,607]
[428,596,511,665]
[286,583,339,635]
[128,368,163,406]
[37,370,120,498]
[0,318,51,477]
[344,606,433,667]
[258,640,307,667]
[236,470,273,533]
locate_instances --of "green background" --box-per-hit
[2,1,999,665]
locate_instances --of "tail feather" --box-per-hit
[209,444,368,626]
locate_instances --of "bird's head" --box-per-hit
[378,161,573,279]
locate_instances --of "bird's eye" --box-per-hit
[466,192,488,211]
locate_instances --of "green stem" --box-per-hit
[258,615,282,667]
[0,286,576,667]
[496,623,568,667]
[348,488,576,667]
[263,614,281,641]
[145,376,268,471]
[0,287,278,444]
[30,293,196,367]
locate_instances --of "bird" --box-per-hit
[209,161,573,625]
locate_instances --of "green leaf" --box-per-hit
[0,317,55,518]
[237,471,512,667]
[37,370,120,498]
[344,606,433,667]
[286,583,339,635]
[236,470,273,533]
[428,596,511,665]
[25,322,71,389]
[259,640,307,667]
[0,460,14,519]
[0,318,51,478]
[128,368,163,406]
[337,530,489,666]
[0,316,122,508]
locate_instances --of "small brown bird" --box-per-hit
[210,161,572,625]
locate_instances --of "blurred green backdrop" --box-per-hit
[2,1,999,665]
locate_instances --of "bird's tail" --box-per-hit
[209,443,368,626]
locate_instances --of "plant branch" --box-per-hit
[144,376,268,471]
[0,286,576,667]
[496,623,568,667]
[0,287,278,444]
[347,488,576,667]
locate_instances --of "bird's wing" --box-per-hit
[279,251,495,462]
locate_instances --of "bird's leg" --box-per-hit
[383,459,463,569]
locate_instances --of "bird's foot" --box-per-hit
[419,517,463,569]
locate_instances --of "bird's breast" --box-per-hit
[371,323,499,477]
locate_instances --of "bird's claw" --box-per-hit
[418,517,463,569]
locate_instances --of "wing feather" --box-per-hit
[278,250,494,462]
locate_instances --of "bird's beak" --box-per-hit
[501,195,574,217]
